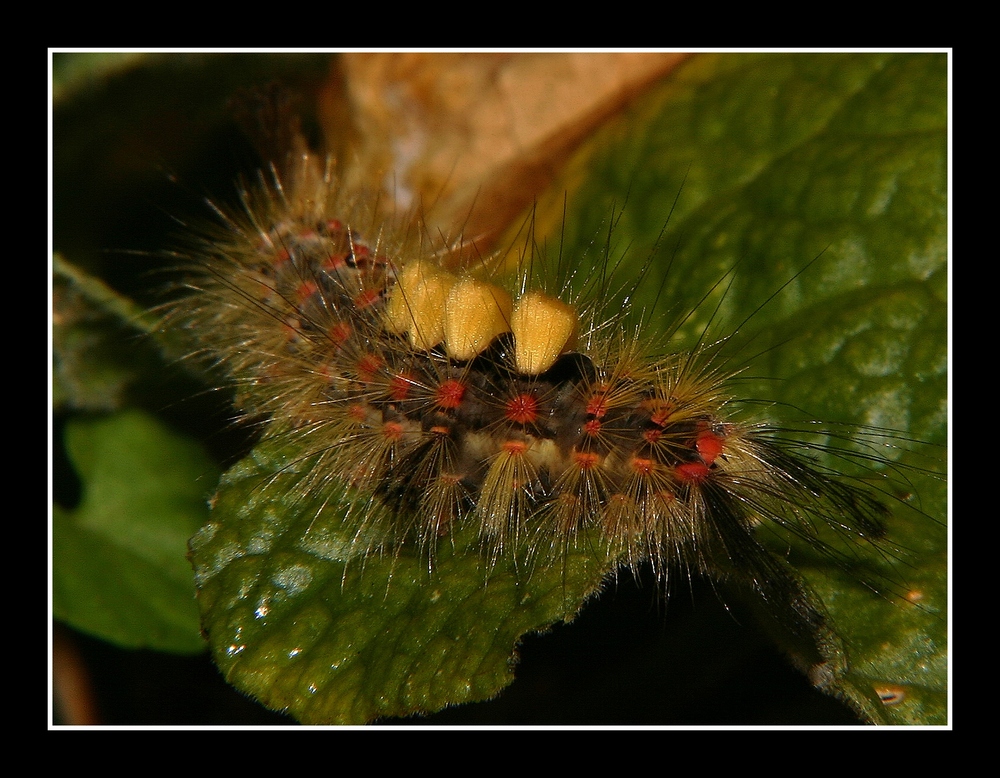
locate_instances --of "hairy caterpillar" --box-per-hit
[56,52,947,725]
[177,149,893,579]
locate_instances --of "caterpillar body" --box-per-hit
[179,150,892,572]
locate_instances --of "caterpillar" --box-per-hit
[123,54,946,726]
[180,149,895,577]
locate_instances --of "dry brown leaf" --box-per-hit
[324,52,690,251]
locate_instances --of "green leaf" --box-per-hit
[52,254,163,413]
[190,53,946,724]
[54,410,219,654]
[534,52,947,724]
[191,442,612,724]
